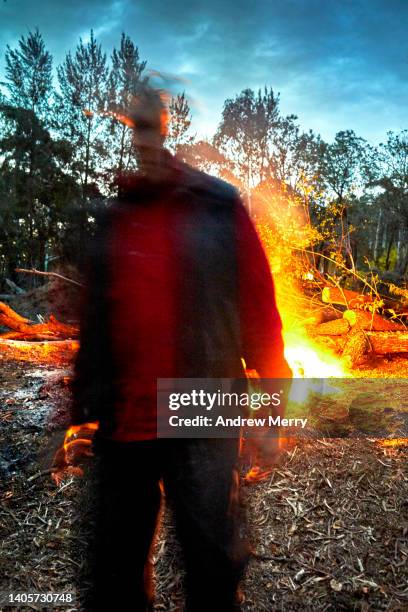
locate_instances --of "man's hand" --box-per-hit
[254,434,283,466]
[51,422,98,485]
[243,435,284,483]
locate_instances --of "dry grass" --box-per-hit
[1,358,408,611]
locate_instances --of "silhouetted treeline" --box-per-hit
[0,30,407,287]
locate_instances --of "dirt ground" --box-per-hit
[1,355,408,611]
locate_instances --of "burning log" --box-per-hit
[310,318,350,336]
[365,331,408,355]
[0,338,79,364]
[315,335,348,354]
[343,309,406,332]
[342,331,370,367]
[0,300,79,363]
[342,330,408,366]
[316,307,343,323]
[0,301,31,327]
[0,301,78,340]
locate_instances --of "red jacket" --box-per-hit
[71,153,291,440]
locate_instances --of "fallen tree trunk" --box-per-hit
[342,330,408,366]
[0,338,79,364]
[310,318,350,336]
[342,331,371,367]
[0,301,78,339]
[366,331,408,354]
[343,309,406,332]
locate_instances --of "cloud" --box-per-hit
[1,0,407,143]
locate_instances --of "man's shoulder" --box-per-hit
[175,158,239,206]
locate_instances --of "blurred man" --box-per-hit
[71,86,291,611]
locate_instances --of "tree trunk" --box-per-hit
[385,229,395,270]
[373,208,383,263]
[365,331,408,354]
[342,330,408,367]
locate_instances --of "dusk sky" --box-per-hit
[1,0,407,144]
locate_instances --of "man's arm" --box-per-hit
[70,214,113,427]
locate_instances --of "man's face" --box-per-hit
[132,126,164,152]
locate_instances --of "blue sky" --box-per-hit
[1,0,407,144]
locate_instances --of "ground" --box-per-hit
[1,356,408,611]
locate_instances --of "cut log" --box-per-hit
[0,339,79,364]
[342,329,408,367]
[310,306,343,324]
[343,309,406,332]
[310,318,350,336]
[322,287,373,308]
[366,331,408,355]
[0,301,31,325]
[0,301,78,340]
[342,331,370,367]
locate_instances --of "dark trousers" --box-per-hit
[86,438,248,612]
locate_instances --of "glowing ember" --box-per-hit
[378,438,408,448]
[244,466,273,482]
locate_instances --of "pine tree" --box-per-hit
[4,29,52,122]
[166,92,193,154]
[56,30,108,200]
[106,33,147,177]
[55,31,109,264]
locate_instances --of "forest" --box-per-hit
[1,29,408,293]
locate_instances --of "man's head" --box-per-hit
[124,86,169,153]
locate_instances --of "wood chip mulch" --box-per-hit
[1,358,407,611]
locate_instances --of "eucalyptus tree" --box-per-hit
[317,130,368,269]
[215,87,280,206]
[373,131,408,274]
